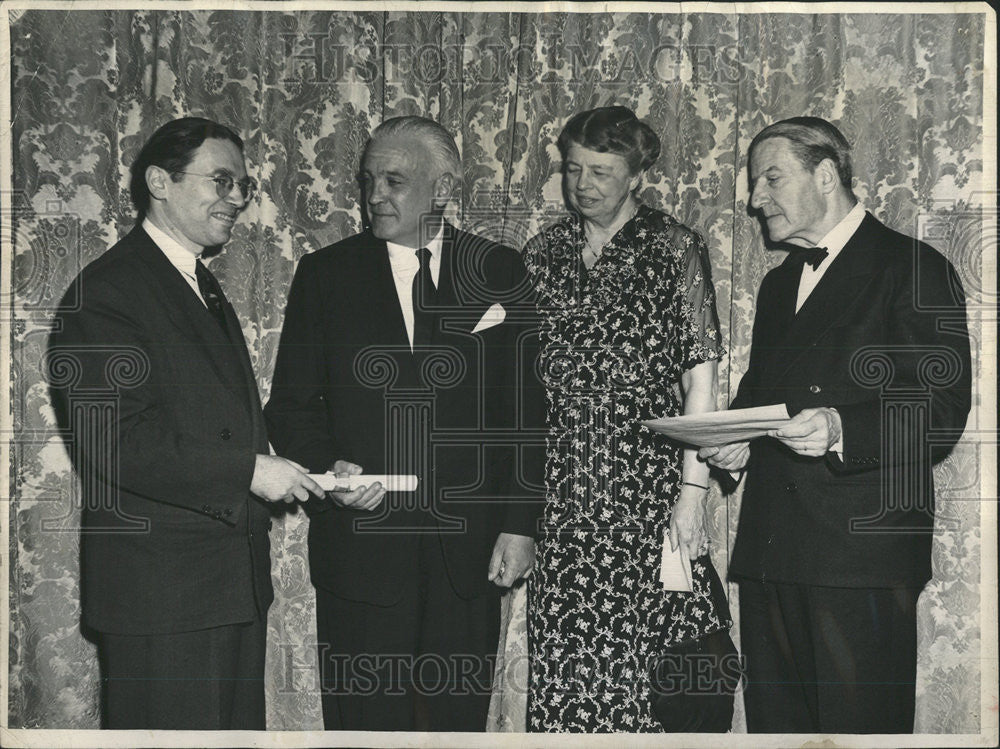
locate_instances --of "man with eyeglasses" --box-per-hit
[48,117,323,729]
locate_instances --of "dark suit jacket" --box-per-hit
[727,212,971,588]
[48,226,273,635]
[264,225,545,605]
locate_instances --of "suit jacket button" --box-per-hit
[785,482,797,492]
[220,428,232,440]
[809,384,821,394]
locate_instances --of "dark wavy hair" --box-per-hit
[557,106,660,175]
[129,117,244,217]
[749,116,854,191]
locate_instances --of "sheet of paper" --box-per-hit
[640,404,793,447]
[659,531,693,592]
[309,474,418,492]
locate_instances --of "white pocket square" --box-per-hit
[471,303,506,334]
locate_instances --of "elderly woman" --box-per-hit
[524,106,738,732]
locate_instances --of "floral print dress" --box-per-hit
[524,205,729,732]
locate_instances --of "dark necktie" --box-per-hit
[796,246,829,271]
[412,248,436,349]
[195,260,230,337]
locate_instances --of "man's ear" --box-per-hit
[815,158,840,195]
[435,171,455,198]
[146,165,171,202]
[432,172,455,209]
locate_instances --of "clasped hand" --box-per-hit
[670,484,710,560]
[250,454,324,503]
[768,407,841,457]
[326,460,386,511]
[488,532,536,588]
[698,441,750,471]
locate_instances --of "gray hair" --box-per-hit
[365,116,462,179]
[749,116,854,192]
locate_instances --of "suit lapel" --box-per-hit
[129,229,257,417]
[435,226,493,338]
[218,295,267,444]
[767,214,882,380]
[434,227,461,336]
[746,255,799,385]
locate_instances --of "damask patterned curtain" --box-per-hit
[7,8,987,733]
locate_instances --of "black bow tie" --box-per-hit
[796,246,829,270]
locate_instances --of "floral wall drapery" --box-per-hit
[6,7,989,735]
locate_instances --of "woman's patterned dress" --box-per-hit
[525,204,729,732]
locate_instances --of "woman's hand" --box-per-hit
[670,484,710,560]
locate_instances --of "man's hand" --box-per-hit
[326,460,385,511]
[769,407,842,457]
[670,484,709,559]
[488,533,536,588]
[251,454,324,503]
[699,441,750,471]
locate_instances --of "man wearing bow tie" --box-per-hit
[48,117,324,729]
[264,116,545,731]
[701,117,971,733]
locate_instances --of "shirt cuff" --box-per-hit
[828,408,844,456]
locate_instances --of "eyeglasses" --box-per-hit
[174,171,258,201]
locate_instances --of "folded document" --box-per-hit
[659,531,693,592]
[641,404,792,448]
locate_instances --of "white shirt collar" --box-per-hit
[385,226,445,270]
[143,217,201,277]
[812,201,866,261]
[794,201,867,313]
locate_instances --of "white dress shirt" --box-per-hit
[385,228,444,350]
[143,218,208,307]
[795,201,866,312]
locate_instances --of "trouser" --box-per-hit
[738,580,920,733]
[316,532,501,731]
[99,617,266,729]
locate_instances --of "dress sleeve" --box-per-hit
[521,230,546,286]
[670,226,725,372]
